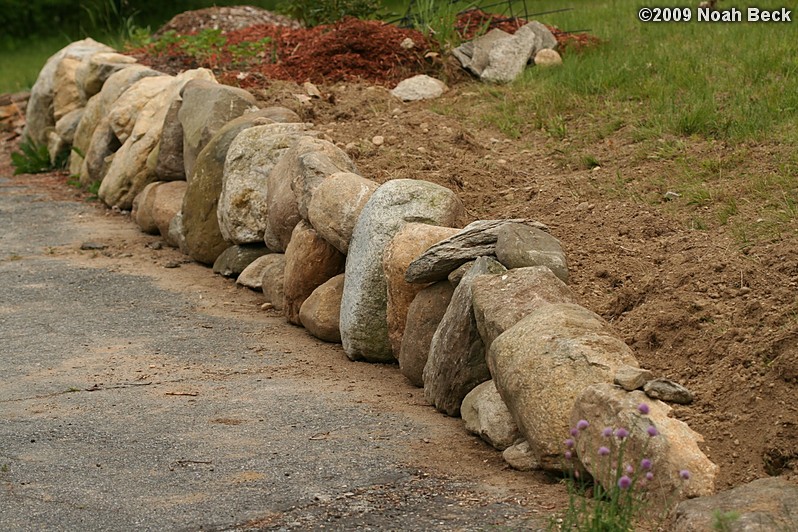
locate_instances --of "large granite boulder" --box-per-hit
[218,123,310,244]
[299,274,345,343]
[178,79,258,179]
[672,477,798,530]
[132,181,162,234]
[24,38,113,146]
[423,256,506,416]
[572,384,718,502]
[72,65,164,181]
[236,254,276,290]
[180,112,281,264]
[398,281,454,387]
[307,172,379,254]
[339,179,466,362]
[154,98,185,181]
[289,137,358,220]
[75,52,137,101]
[283,221,345,325]
[262,135,349,252]
[471,266,577,351]
[383,223,459,357]
[99,69,215,210]
[487,303,639,471]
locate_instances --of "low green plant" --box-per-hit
[279,0,382,27]
[153,29,272,68]
[410,0,470,50]
[551,404,687,531]
[712,510,740,531]
[10,137,58,175]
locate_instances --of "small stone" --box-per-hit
[163,261,181,269]
[148,241,163,250]
[534,48,562,67]
[80,241,107,250]
[644,378,694,404]
[400,37,415,50]
[371,135,384,146]
[502,440,540,472]
[664,191,681,201]
[614,364,654,391]
[390,75,447,102]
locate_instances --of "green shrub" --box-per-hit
[10,137,61,175]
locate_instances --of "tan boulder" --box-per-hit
[299,274,345,343]
[283,221,345,325]
[307,172,379,254]
[260,254,287,311]
[132,181,162,234]
[382,223,459,357]
[151,181,188,238]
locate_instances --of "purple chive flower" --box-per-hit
[576,419,590,431]
[645,471,654,481]
[564,438,575,449]
[564,451,572,460]
[680,470,691,480]
[638,403,650,415]
[570,428,579,437]
[626,464,634,474]
[641,458,653,470]
[615,427,629,440]
[647,426,659,437]
[618,475,632,489]
[602,427,614,438]
[598,446,610,456]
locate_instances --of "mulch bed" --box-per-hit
[129,10,600,88]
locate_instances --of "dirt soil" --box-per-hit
[6,6,797,501]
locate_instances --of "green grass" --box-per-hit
[0,36,73,93]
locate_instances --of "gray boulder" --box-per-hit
[180,112,279,264]
[24,38,113,146]
[307,172,379,254]
[672,477,798,531]
[572,384,718,501]
[461,380,520,451]
[452,29,513,77]
[494,223,568,283]
[405,219,548,283]
[481,24,541,83]
[471,266,577,351]
[166,211,187,251]
[340,179,466,362]
[299,274,345,344]
[398,281,454,387]
[644,378,695,404]
[423,256,506,416]
[487,303,639,471]
[218,123,310,244]
[212,244,271,278]
[179,79,258,180]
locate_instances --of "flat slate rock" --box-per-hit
[405,219,548,284]
[644,377,694,404]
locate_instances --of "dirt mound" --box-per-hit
[153,5,301,37]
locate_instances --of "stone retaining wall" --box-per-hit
[24,39,719,505]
